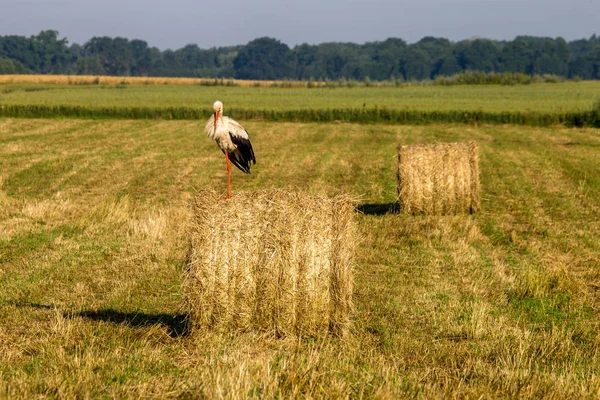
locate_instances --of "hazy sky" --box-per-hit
[1,0,598,49]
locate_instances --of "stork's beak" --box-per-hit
[214,111,219,132]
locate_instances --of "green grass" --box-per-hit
[2,82,599,126]
[1,81,599,112]
[1,118,600,397]
[2,104,599,127]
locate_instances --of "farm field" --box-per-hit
[1,80,599,114]
[1,118,600,398]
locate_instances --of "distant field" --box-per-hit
[1,79,599,113]
[1,118,600,397]
[0,74,310,88]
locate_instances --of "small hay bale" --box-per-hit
[185,189,356,337]
[397,141,480,215]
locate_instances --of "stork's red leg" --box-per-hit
[225,153,232,199]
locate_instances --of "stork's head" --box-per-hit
[213,100,223,120]
[212,100,223,133]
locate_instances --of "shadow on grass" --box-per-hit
[4,301,190,338]
[356,202,400,216]
[71,309,189,338]
[3,301,55,309]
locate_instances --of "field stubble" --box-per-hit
[1,119,600,397]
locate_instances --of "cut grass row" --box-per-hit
[2,103,599,127]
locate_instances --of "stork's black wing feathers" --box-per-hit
[228,131,256,174]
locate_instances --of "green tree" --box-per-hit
[0,35,40,71]
[364,38,407,80]
[402,37,452,79]
[3,31,600,82]
[402,48,432,80]
[0,56,30,74]
[499,36,535,73]
[530,37,569,75]
[455,39,499,72]
[81,36,135,75]
[233,37,295,80]
[294,43,319,80]
[588,43,600,79]
[130,39,153,76]
[433,55,462,77]
[75,55,103,75]
[32,30,70,73]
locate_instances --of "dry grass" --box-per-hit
[1,119,600,398]
[185,189,355,337]
[398,141,480,214]
[0,74,321,87]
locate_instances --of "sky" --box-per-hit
[0,0,598,49]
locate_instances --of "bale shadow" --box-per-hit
[70,309,189,338]
[355,202,400,216]
[3,301,54,309]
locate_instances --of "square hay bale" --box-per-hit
[397,141,480,215]
[185,189,356,338]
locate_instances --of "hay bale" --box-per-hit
[185,189,356,337]
[397,142,480,215]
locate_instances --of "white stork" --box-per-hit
[205,100,256,198]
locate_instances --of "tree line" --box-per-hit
[1,30,599,81]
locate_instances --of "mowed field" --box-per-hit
[1,111,600,397]
[1,80,600,113]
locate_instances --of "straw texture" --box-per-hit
[398,142,480,214]
[185,189,356,337]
